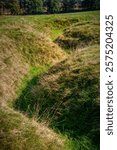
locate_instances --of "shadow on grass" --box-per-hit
[14,72,100,150]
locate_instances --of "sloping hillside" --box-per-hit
[0,11,100,150]
[55,23,99,50]
[15,45,100,149]
[0,106,66,150]
[0,35,29,104]
[0,18,66,105]
[0,14,67,150]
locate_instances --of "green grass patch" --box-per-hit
[16,65,51,96]
[0,11,99,40]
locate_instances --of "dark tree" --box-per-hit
[0,0,5,14]
[25,0,43,14]
[46,0,61,13]
[19,0,26,12]
[62,0,78,12]
[8,0,21,14]
[94,0,100,9]
[82,0,100,10]
[0,0,100,15]
[0,0,21,14]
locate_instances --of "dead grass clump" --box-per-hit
[1,21,67,66]
[0,36,29,105]
[0,106,65,150]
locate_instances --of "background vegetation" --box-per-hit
[0,0,100,15]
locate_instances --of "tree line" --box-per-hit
[0,0,100,15]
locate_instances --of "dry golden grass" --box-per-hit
[0,106,65,150]
[0,19,67,105]
[0,15,68,150]
[0,36,29,106]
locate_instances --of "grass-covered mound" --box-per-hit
[0,15,67,150]
[55,22,99,50]
[0,22,66,66]
[0,106,66,150]
[15,45,100,149]
[0,17,66,105]
[0,36,28,104]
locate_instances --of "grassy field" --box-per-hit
[0,11,100,150]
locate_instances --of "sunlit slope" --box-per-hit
[0,23,66,66]
[0,17,66,105]
[0,36,28,104]
[0,13,67,150]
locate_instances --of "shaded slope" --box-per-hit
[55,22,99,50]
[15,45,100,148]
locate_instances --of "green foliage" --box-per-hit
[0,0,21,14]
[16,65,51,99]
[25,0,43,14]
[64,136,99,150]
[62,0,78,12]
[82,0,100,10]
[46,0,61,13]
[0,0,100,15]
